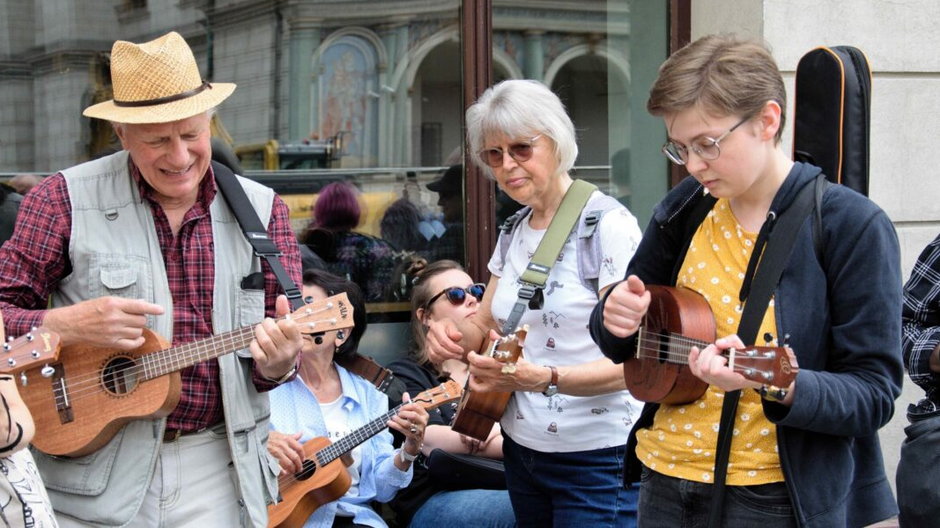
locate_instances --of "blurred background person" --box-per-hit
[7,174,42,196]
[424,165,465,264]
[301,181,397,302]
[0,183,23,247]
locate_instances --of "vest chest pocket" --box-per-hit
[89,255,151,302]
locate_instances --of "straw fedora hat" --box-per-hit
[83,31,235,124]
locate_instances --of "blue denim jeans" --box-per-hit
[502,433,637,528]
[408,489,516,528]
[638,466,796,528]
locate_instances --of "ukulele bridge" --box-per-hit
[50,363,74,424]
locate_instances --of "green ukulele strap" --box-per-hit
[501,179,596,335]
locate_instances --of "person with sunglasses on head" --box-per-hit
[425,79,644,527]
[383,260,516,528]
[589,34,901,528]
[267,269,428,528]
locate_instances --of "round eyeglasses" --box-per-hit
[478,135,542,168]
[424,283,486,310]
[661,116,750,165]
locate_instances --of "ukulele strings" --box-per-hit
[635,330,779,374]
[274,384,454,489]
[39,309,340,407]
[275,396,430,489]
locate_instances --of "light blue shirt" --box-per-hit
[269,364,412,528]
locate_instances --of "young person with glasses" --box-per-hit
[424,79,644,527]
[384,260,516,528]
[589,34,902,527]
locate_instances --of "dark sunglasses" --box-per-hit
[478,135,541,168]
[424,283,486,309]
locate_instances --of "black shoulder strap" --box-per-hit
[707,177,819,528]
[212,161,304,310]
[212,162,396,392]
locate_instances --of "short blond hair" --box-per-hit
[647,34,787,143]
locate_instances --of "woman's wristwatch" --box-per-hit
[541,365,559,396]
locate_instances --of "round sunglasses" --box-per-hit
[477,135,541,168]
[424,283,486,310]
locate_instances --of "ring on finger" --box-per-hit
[410,425,418,434]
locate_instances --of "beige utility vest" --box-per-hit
[32,151,281,527]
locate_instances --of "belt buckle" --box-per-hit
[163,429,183,443]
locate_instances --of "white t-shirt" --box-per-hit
[320,396,362,496]
[488,192,644,452]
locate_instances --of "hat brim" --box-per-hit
[83,82,236,124]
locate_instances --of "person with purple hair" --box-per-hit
[301,181,398,302]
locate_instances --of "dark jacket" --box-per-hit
[590,162,903,528]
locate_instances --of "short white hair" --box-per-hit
[465,79,577,179]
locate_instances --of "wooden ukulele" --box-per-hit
[451,326,527,442]
[0,327,60,377]
[268,379,462,528]
[625,285,797,404]
[20,293,354,457]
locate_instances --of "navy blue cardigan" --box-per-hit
[590,162,902,528]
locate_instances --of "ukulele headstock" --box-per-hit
[290,293,355,335]
[412,379,463,410]
[0,327,61,376]
[728,345,798,389]
[483,325,527,374]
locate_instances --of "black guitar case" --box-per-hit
[793,46,872,196]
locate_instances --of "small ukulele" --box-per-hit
[21,293,354,457]
[625,285,797,404]
[451,326,527,442]
[267,380,463,528]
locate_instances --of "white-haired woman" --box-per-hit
[426,79,644,527]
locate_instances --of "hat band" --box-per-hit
[113,81,212,108]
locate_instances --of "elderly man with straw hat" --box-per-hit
[0,31,303,527]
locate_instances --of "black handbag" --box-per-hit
[425,448,507,491]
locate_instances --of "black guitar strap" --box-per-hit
[212,161,304,310]
[707,176,820,528]
[211,162,395,392]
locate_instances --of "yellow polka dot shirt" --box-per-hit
[634,199,785,485]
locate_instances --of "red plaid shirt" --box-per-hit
[0,162,301,431]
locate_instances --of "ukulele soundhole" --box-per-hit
[295,459,317,480]
[101,356,140,395]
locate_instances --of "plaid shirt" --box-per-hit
[902,232,940,417]
[0,162,301,431]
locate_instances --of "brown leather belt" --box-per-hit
[163,427,207,443]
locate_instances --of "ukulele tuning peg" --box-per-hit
[783,334,791,346]
[40,365,55,378]
[19,373,27,387]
